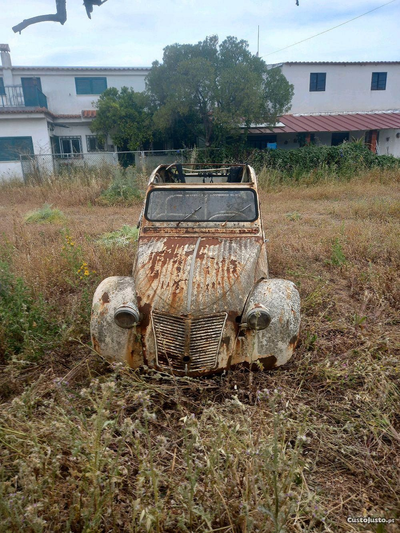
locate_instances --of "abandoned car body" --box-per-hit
[91,164,301,376]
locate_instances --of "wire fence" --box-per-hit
[19,149,199,182]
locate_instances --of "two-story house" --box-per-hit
[248,61,400,154]
[0,44,149,179]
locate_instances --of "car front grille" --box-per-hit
[152,311,227,372]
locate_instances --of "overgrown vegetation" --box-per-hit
[194,141,400,182]
[0,167,399,531]
[97,168,144,206]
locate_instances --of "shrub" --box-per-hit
[97,168,144,205]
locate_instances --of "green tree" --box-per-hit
[146,35,294,147]
[90,87,154,151]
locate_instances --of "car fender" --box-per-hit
[90,276,143,368]
[235,278,301,369]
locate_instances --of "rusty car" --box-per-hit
[91,163,300,376]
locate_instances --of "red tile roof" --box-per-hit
[82,110,97,119]
[0,107,48,115]
[250,112,400,134]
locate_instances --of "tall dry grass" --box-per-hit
[0,167,399,531]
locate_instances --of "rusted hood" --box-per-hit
[134,236,265,316]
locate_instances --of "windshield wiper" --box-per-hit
[176,206,202,226]
[221,204,252,227]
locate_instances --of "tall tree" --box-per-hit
[90,87,154,151]
[146,35,294,147]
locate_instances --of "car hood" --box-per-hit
[134,236,266,317]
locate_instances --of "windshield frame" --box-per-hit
[144,187,259,224]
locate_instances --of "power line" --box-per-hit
[264,0,399,57]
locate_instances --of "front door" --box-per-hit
[21,77,42,107]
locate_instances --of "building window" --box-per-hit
[59,136,82,158]
[371,72,387,91]
[86,135,105,152]
[331,132,349,146]
[75,77,107,95]
[310,73,326,92]
[0,136,34,161]
[247,134,277,150]
[0,78,5,96]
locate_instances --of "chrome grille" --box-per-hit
[152,311,227,372]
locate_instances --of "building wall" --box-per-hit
[0,115,51,179]
[377,128,400,157]
[8,69,148,115]
[281,63,400,114]
[52,122,105,152]
[0,161,23,181]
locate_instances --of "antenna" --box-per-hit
[257,25,260,57]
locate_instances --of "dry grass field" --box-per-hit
[0,168,399,532]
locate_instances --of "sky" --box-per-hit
[1,0,400,67]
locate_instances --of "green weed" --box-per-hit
[330,238,347,267]
[96,225,139,247]
[24,203,65,224]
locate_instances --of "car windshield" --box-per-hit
[145,189,258,222]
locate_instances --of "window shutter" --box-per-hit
[76,78,92,94]
[91,77,107,94]
[0,137,34,161]
[75,77,107,94]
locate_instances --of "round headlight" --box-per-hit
[114,303,140,329]
[246,308,271,330]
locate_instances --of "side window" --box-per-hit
[331,132,349,146]
[59,136,82,158]
[75,77,107,95]
[86,135,105,152]
[0,137,34,161]
[371,72,387,90]
[310,73,326,92]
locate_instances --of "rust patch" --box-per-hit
[289,334,299,349]
[92,335,101,354]
[101,292,110,304]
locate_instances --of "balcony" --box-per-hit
[0,85,48,109]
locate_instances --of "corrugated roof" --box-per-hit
[250,112,400,134]
[285,61,400,65]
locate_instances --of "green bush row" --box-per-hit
[193,142,400,177]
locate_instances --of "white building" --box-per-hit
[0,44,149,179]
[248,61,400,154]
[1,44,400,179]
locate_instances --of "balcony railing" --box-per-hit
[0,85,48,109]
